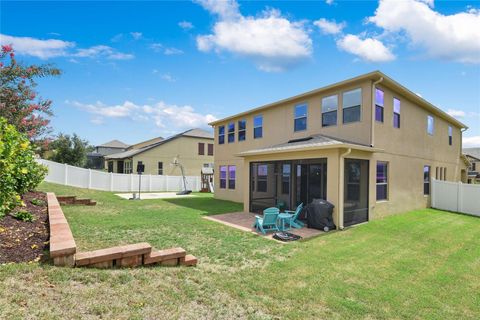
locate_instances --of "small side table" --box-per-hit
[277,213,291,231]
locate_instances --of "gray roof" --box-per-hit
[238,134,379,157]
[105,128,213,160]
[98,139,130,149]
[463,148,480,160]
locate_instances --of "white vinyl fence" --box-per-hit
[37,159,201,192]
[431,179,480,217]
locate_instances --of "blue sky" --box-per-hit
[1,0,479,147]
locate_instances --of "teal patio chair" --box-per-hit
[253,207,280,234]
[284,203,305,228]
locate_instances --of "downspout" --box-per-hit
[460,127,468,182]
[371,77,384,147]
[338,148,351,230]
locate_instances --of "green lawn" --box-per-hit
[1,182,479,319]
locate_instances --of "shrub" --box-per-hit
[11,210,34,222]
[0,117,47,218]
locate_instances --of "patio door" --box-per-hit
[294,162,327,207]
[344,159,369,227]
[117,160,124,174]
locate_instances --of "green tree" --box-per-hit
[0,45,61,141]
[49,133,93,167]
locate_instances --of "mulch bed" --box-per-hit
[0,191,49,264]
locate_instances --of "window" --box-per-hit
[424,165,431,195]
[257,164,268,192]
[219,166,227,189]
[136,161,144,173]
[427,115,434,135]
[238,119,246,141]
[218,125,225,145]
[208,143,214,156]
[228,122,235,143]
[343,88,362,124]
[198,142,205,155]
[253,115,263,139]
[124,160,132,174]
[375,89,384,123]
[376,162,388,201]
[158,162,163,175]
[322,95,338,127]
[448,126,452,145]
[282,164,291,194]
[294,104,307,131]
[228,166,236,189]
[393,98,401,128]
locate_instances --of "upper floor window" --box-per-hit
[218,126,225,145]
[219,166,227,189]
[253,115,263,139]
[424,165,431,195]
[376,161,388,201]
[294,104,307,132]
[322,95,338,127]
[228,165,236,189]
[448,126,452,145]
[375,89,384,123]
[228,122,235,143]
[208,143,214,156]
[158,162,163,175]
[238,119,246,142]
[198,142,205,155]
[343,88,361,124]
[393,98,401,128]
[427,115,434,135]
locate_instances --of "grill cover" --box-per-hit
[306,199,336,231]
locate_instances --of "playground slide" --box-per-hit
[208,181,214,193]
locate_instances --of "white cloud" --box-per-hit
[325,0,334,5]
[73,45,134,60]
[314,18,345,35]
[69,99,216,131]
[447,109,466,118]
[130,32,142,40]
[0,34,74,59]
[178,21,194,30]
[90,116,104,125]
[111,34,123,42]
[336,34,395,62]
[369,0,480,63]
[196,2,312,72]
[150,43,184,55]
[463,136,480,148]
[0,34,134,61]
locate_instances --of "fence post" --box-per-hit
[457,181,463,213]
[431,178,436,208]
[88,169,92,189]
[110,172,114,192]
[64,163,68,185]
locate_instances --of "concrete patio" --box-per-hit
[204,212,324,241]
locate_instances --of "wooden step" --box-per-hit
[75,242,152,266]
[57,196,76,204]
[180,254,198,267]
[144,247,186,265]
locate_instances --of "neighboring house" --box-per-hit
[209,71,468,228]
[87,140,130,169]
[463,148,480,184]
[104,128,214,176]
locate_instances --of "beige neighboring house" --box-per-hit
[463,148,480,184]
[104,129,214,176]
[209,71,469,228]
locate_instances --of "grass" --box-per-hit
[0,182,479,319]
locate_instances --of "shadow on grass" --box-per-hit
[163,197,243,216]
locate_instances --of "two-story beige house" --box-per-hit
[210,71,468,228]
[104,128,214,176]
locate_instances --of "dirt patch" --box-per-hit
[0,191,49,264]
